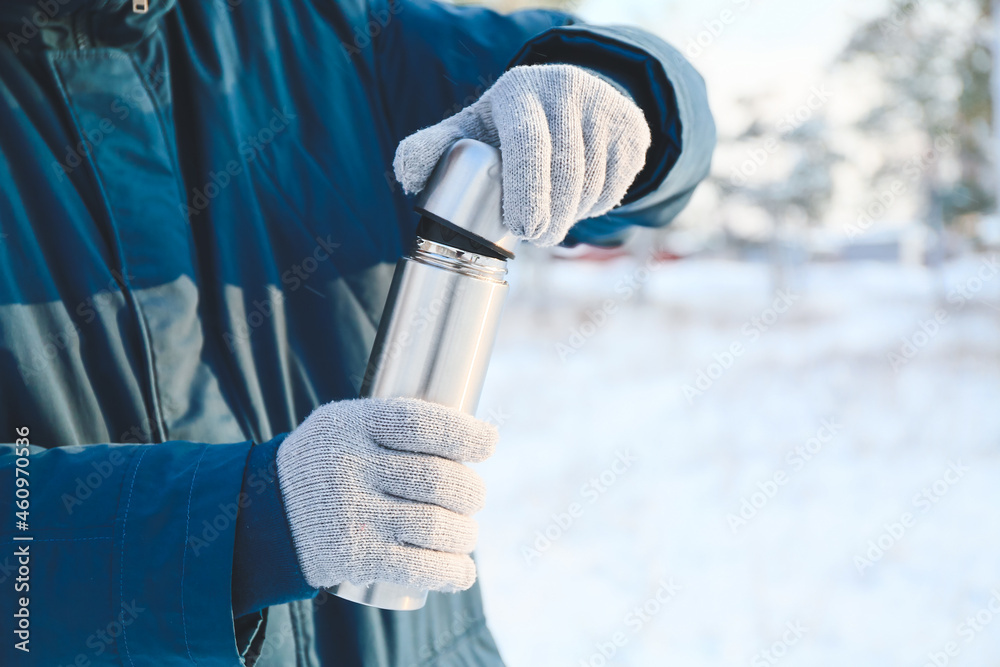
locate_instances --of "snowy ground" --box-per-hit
[473,254,1000,666]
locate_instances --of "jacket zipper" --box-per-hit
[71,1,145,48]
[72,11,91,49]
[65,6,170,442]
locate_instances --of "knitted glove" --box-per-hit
[393,64,652,247]
[275,397,497,592]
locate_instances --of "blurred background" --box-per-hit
[461,0,1000,664]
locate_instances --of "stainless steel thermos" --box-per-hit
[330,139,518,611]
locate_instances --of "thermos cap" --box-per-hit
[415,139,519,258]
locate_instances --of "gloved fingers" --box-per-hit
[365,397,498,463]
[544,86,587,247]
[580,98,651,221]
[384,544,478,592]
[390,63,651,249]
[391,500,479,554]
[392,103,496,196]
[492,82,553,245]
[378,450,487,515]
[574,99,611,222]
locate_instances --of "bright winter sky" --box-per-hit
[578,0,894,135]
[577,0,909,229]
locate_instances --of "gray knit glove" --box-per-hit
[393,64,652,247]
[276,397,497,592]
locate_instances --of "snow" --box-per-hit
[473,255,1000,666]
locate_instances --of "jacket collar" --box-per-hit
[2,0,175,50]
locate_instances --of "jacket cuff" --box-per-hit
[114,440,253,662]
[232,433,317,619]
[508,24,715,246]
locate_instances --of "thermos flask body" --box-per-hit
[330,139,517,611]
[330,241,508,611]
[362,240,509,413]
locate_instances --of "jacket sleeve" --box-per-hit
[0,438,255,665]
[371,0,716,245]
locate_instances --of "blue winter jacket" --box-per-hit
[0,0,714,664]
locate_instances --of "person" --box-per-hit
[0,0,714,664]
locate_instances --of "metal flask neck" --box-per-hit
[410,237,508,282]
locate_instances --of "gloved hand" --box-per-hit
[393,64,652,247]
[276,397,497,592]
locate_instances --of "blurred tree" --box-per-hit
[714,116,843,228]
[837,0,994,224]
[712,116,842,289]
